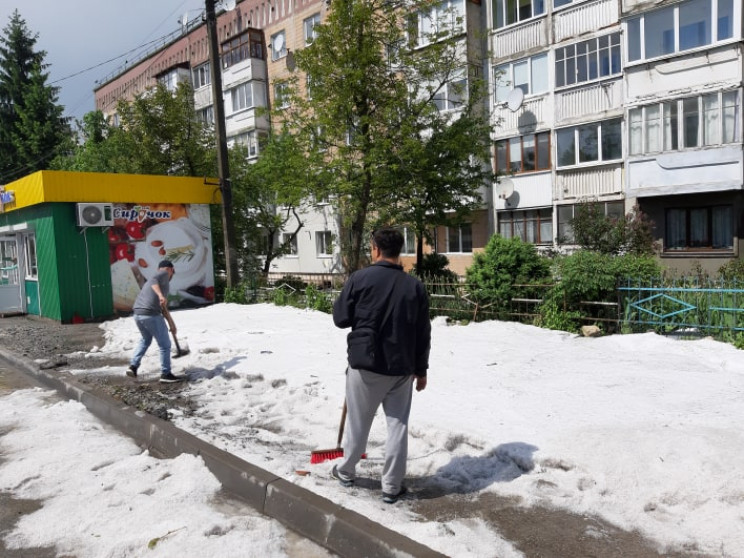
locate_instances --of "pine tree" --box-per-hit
[0,10,70,182]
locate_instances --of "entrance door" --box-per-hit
[0,236,23,315]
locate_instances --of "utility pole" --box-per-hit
[205,0,239,288]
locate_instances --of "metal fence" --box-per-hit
[619,278,744,336]
[239,273,744,340]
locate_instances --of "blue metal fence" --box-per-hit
[619,278,744,334]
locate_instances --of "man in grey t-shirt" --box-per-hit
[126,260,181,383]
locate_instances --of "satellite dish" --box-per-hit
[273,33,285,53]
[506,88,524,112]
[496,178,515,201]
[180,12,189,28]
[222,0,237,11]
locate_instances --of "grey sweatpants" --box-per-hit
[337,366,414,495]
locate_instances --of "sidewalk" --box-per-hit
[0,315,445,558]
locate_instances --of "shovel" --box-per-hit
[162,306,190,358]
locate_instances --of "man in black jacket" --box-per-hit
[332,227,431,504]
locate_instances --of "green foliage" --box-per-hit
[718,259,744,282]
[305,284,333,313]
[570,202,655,255]
[0,10,71,181]
[552,251,661,304]
[412,253,458,281]
[223,281,253,304]
[279,0,494,272]
[465,235,551,315]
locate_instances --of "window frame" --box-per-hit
[554,33,621,89]
[557,202,624,244]
[664,205,734,252]
[416,0,466,47]
[304,13,321,44]
[498,208,554,245]
[627,0,736,63]
[495,131,551,174]
[192,62,211,89]
[494,53,549,104]
[316,231,333,257]
[628,90,741,155]
[280,233,299,257]
[24,234,38,279]
[445,223,473,253]
[556,118,623,168]
[492,0,546,30]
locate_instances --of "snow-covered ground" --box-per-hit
[3,303,744,557]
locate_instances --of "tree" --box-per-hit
[230,130,329,274]
[276,0,494,273]
[0,10,70,182]
[570,202,656,255]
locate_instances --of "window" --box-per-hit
[628,90,741,155]
[432,68,467,111]
[231,130,259,158]
[556,119,622,167]
[665,205,733,251]
[495,131,550,173]
[495,53,548,104]
[557,202,623,244]
[192,62,210,89]
[304,13,321,44]
[401,227,416,255]
[555,33,621,88]
[271,31,287,61]
[231,82,254,112]
[198,106,214,127]
[446,224,472,252]
[627,0,734,62]
[493,0,545,29]
[316,231,333,256]
[222,30,264,68]
[274,82,290,109]
[24,234,38,279]
[281,233,298,256]
[416,0,465,47]
[157,69,181,92]
[498,209,553,244]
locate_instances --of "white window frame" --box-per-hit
[280,233,298,256]
[492,0,546,30]
[494,53,548,104]
[304,13,321,44]
[192,62,211,89]
[416,0,465,47]
[627,0,737,63]
[554,33,621,89]
[316,231,333,257]
[24,234,38,279]
[628,90,741,155]
[445,224,472,253]
[271,30,287,61]
[231,82,254,113]
[401,227,416,255]
[556,118,623,168]
[273,82,290,109]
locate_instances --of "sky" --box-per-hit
[2,303,744,556]
[0,0,206,122]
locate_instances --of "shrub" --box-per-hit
[412,253,459,282]
[571,202,655,255]
[465,235,551,316]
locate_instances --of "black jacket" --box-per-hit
[333,261,431,376]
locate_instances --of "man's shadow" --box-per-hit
[182,356,247,381]
[354,442,538,499]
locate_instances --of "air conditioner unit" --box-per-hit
[76,203,114,227]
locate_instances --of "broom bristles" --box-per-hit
[310,448,344,464]
[309,450,367,465]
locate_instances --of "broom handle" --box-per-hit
[336,400,347,448]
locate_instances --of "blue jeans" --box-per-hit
[131,314,171,375]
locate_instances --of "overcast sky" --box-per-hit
[0,0,207,122]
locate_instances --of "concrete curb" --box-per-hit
[0,349,446,558]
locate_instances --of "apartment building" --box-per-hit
[95,0,743,277]
[489,0,743,273]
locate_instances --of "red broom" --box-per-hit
[311,401,366,464]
